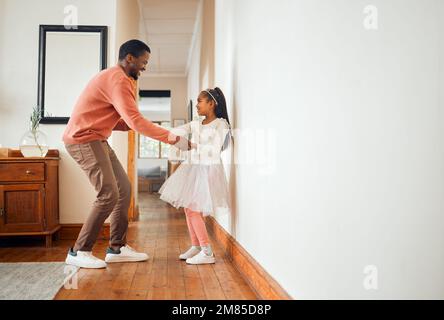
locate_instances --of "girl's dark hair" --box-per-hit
[201,87,233,151]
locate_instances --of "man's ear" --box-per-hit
[126,54,135,64]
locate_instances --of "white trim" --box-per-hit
[136,0,149,44]
[185,0,203,76]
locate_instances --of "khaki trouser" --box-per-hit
[65,140,131,252]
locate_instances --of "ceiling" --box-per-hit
[138,0,200,77]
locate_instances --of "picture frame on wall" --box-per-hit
[38,25,108,124]
[173,119,185,127]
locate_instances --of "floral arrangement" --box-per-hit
[30,105,42,132]
[28,105,45,156]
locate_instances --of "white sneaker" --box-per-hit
[186,250,216,265]
[65,249,107,269]
[179,246,201,260]
[105,245,149,263]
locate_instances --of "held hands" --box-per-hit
[189,141,197,150]
[174,136,197,151]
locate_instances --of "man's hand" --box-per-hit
[174,136,195,151]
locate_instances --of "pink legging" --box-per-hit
[184,208,209,247]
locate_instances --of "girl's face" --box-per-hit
[196,93,215,117]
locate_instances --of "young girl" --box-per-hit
[159,87,232,265]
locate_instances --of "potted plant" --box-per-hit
[19,105,49,157]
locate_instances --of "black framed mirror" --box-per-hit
[37,25,108,124]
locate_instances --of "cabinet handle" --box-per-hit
[26,170,32,175]
[0,208,4,217]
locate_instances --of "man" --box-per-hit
[63,39,191,269]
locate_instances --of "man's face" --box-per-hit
[127,51,150,80]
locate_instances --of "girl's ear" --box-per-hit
[212,101,218,113]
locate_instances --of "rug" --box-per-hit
[0,262,79,300]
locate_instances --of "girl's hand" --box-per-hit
[174,136,192,151]
[188,141,198,150]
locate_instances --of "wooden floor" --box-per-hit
[0,193,258,300]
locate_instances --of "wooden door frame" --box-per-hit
[127,130,137,221]
[127,78,138,222]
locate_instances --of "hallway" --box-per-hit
[0,193,257,300]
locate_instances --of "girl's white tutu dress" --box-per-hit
[158,118,231,216]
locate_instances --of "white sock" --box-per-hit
[192,245,201,250]
[202,245,213,256]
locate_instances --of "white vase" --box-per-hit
[19,129,49,157]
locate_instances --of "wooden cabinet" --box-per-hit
[0,150,60,247]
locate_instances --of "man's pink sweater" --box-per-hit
[63,65,176,145]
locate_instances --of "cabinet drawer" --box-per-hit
[0,163,45,182]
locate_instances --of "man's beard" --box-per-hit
[129,70,139,80]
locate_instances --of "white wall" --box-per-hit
[187,20,202,112]
[111,0,141,173]
[187,0,214,119]
[214,0,444,299]
[0,0,117,223]
[111,0,141,206]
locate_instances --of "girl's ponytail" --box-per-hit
[202,87,234,151]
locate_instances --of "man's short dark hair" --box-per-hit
[118,39,151,61]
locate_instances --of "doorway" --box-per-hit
[127,90,171,221]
